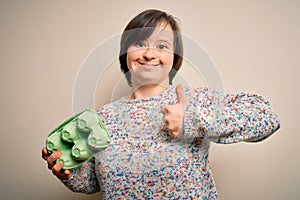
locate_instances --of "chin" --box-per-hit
[133,77,168,87]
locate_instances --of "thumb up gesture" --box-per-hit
[162,84,188,138]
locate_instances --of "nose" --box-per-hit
[142,47,156,61]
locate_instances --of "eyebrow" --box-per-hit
[156,39,173,45]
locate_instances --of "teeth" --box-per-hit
[137,61,159,65]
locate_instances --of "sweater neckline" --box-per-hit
[120,85,176,104]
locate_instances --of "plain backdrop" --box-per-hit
[0,1,299,200]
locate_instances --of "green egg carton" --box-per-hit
[46,109,111,169]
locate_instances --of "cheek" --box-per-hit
[126,53,134,69]
[161,52,174,66]
[126,49,141,69]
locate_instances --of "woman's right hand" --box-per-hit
[42,147,72,179]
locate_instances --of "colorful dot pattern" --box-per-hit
[61,85,280,199]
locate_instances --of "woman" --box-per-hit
[42,9,280,199]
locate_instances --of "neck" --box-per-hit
[129,83,170,100]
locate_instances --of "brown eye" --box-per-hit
[135,41,146,48]
[158,44,167,50]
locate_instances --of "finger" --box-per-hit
[60,169,72,179]
[53,161,72,179]
[164,118,169,129]
[42,147,53,160]
[42,147,49,160]
[175,84,187,105]
[52,161,64,177]
[161,105,169,114]
[54,164,72,179]
[166,122,178,132]
[47,151,62,169]
[168,130,177,138]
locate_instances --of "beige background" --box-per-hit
[0,0,299,199]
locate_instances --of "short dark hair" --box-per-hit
[119,9,183,86]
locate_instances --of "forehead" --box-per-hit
[146,22,174,42]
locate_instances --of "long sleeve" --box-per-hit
[60,157,100,194]
[184,87,280,143]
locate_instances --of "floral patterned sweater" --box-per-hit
[61,85,280,199]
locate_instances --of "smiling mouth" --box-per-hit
[137,61,160,67]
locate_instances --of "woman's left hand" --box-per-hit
[162,84,188,138]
